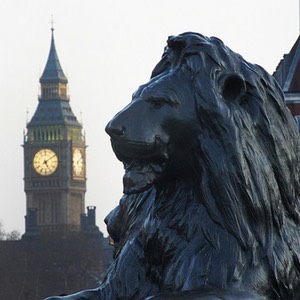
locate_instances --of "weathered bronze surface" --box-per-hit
[46,32,300,300]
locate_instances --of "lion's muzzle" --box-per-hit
[106,118,169,195]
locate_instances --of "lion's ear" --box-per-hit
[220,73,246,102]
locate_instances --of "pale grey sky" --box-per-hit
[0,0,298,235]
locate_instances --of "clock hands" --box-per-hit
[74,156,83,165]
[43,154,57,166]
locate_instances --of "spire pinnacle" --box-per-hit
[50,15,55,44]
[50,14,55,32]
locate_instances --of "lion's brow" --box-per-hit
[139,85,180,105]
[141,93,179,106]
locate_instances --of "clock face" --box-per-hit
[73,148,84,177]
[33,148,58,176]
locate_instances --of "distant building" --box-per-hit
[0,27,112,300]
[23,26,87,234]
[273,35,300,127]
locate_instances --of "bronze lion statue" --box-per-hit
[46,32,300,299]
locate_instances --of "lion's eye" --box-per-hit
[146,98,176,109]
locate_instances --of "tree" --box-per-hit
[0,221,21,240]
[6,230,21,240]
[0,221,5,240]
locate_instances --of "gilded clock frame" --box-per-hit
[72,147,85,179]
[33,148,58,176]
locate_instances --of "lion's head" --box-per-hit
[105,48,201,194]
[104,32,300,299]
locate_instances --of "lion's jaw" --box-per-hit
[109,137,169,194]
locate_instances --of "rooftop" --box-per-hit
[273,35,300,93]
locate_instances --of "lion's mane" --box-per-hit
[159,33,300,297]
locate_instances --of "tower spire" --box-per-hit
[40,24,67,84]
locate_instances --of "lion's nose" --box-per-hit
[105,121,125,138]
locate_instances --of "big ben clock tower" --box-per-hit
[23,27,86,233]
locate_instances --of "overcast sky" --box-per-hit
[0,0,298,235]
